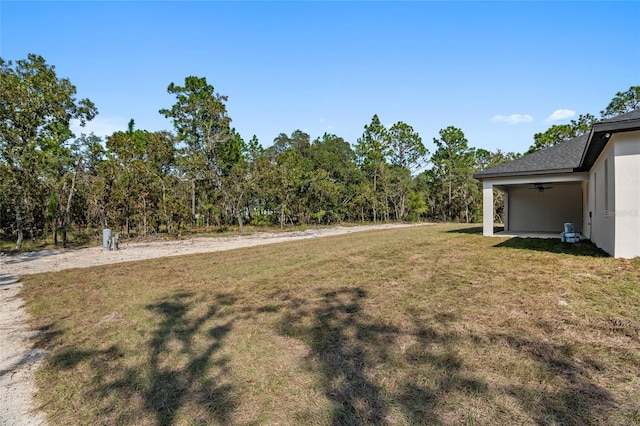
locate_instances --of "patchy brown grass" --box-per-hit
[20,223,640,425]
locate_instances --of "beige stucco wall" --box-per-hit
[508,183,583,233]
[612,131,640,258]
[588,139,615,255]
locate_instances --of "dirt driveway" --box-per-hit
[0,223,429,425]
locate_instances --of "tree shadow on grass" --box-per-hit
[35,284,624,424]
[279,287,392,424]
[276,288,487,424]
[494,237,609,257]
[491,333,616,425]
[274,288,619,424]
[47,346,120,370]
[77,291,238,425]
[396,312,490,425]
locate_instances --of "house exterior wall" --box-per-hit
[612,131,640,258]
[478,118,639,258]
[508,183,583,232]
[589,139,616,256]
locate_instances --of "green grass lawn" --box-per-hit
[20,224,640,425]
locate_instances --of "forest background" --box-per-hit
[0,54,638,250]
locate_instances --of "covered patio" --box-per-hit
[474,134,591,238]
[481,173,588,237]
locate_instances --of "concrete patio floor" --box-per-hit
[493,231,566,239]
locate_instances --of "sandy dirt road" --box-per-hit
[0,223,429,425]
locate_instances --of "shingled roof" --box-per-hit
[579,109,640,171]
[474,109,640,179]
[473,133,589,179]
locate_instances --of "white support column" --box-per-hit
[482,181,494,236]
[503,190,509,232]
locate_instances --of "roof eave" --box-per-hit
[473,168,576,180]
[578,117,640,171]
[577,128,597,170]
[591,118,640,134]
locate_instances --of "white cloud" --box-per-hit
[70,116,129,138]
[544,109,576,122]
[491,114,534,125]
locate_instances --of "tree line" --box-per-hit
[1,54,637,250]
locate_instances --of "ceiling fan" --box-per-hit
[530,183,553,192]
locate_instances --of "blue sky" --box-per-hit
[2,1,639,155]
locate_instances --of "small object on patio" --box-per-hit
[561,222,580,243]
